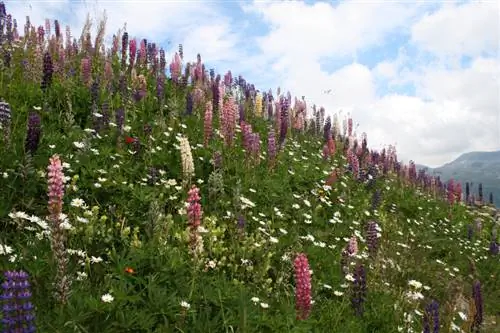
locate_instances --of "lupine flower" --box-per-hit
[147,167,158,186]
[115,108,125,135]
[366,220,380,257]
[212,151,222,170]
[347,149,359,179]
[471,280,483,332]
[1,270,36,333]
[47,154,70,304]
[371,189,382,211]
[80,57,91,86]
[489,240,499,255]
[267,127,277,168]
[222,96,237,147]
[351,264,366,316]
[101,102,110,130]
[169,52,182,83]
[294,253,312,320]
[129,38,136,68]
[347,236,358,256]
[121,32,128,68]
[156,76,165,101]
[41,51,53,90]
[179,136,194,180]
[186,92,193,115]
[204,101,213,147]
[187,186,203,256]
[255,93,263,117]
[0,101,12,144]
[423,300,439,333]
[25,112,41,155]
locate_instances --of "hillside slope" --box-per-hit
[0,5,498,333]
[417,151,500,207]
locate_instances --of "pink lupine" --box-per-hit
[348,117,353,136]
[347,236,358,256]
[47,154,70,304]
[222,96,236,147]
[347,149,360,179]
[447,179,455,205]
[47,154,64,218]
[80,57,91,86]
[169,52,182,82]
[203,101,213,147]
[194,54,203,84]
[187,186,203,254]
[129,38,136,68]
[294,253,312,320]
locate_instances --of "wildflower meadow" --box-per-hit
[0,3,498,332]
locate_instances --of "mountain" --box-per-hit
[417,151,500,206]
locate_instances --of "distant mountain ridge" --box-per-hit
[416,150,500,207]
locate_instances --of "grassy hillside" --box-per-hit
[0,6,499,333]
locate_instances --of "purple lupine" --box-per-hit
[25,112,41,155]
[147,167,158,186]
[41,51,53,91]
[471,280,483,332]
[115,108,125,135]
[121,32,128,69]
[186,92,193,116]
[101,102,110,130]
[237,214,245,231]
[1,270,36,333]
[0,101,11,144]
[366,220,380,257]
[156,76,165,101]
[371,189,381,211]
[423,300,439,333]
[351,264,366,316]
[279,97,289,147]
[323,116,331,142]
[489,240,499,255]
[267,127,277,167]
[213,151,222,170]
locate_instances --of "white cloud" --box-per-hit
[411,1,499,58]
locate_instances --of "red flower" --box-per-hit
[125,136,136,144]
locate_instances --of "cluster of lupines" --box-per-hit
[351,264,366,316]
[25,111,41,155]
[1,270,36,332]
[294,253,312,320]
[422,300,439,333]
[47,154,70,304]
[186,186,203,256]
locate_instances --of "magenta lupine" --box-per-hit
[348,149,360,179]
[204,101,213,147]
[447,179,455,205]
[294,253,312,320]
[129,38,136,68]
[47,154,70,304]
[222,96,236,147]
[169,52,182,83]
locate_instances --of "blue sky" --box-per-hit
[5,0,500,167]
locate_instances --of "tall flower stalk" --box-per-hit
[294,253,312,320]
[47,154,70,304]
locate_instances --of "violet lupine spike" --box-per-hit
[186,92,193,116]
[267,127,277,167]
[41,51,53,91]
[471,280,483,332]
[115,108,125,135]
[489,240,499,255]
[351,264,366,316]
[156,76,165,101]
[1,270,36,333]
[366,220,380,257]
[121,32,128,69]
[423,300,439,333]
[101,102,110,130]
[0,101,12,144]
[279,97,289,148]
[25,112,41,155]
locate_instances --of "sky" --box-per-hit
[5,0,500,168]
